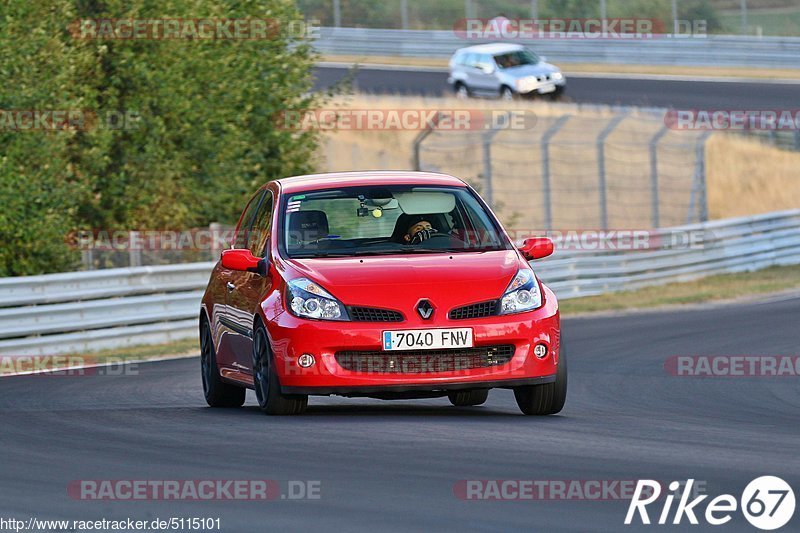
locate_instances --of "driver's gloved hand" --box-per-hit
[411,228,437,244]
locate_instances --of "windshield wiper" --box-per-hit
[290,251,353,258]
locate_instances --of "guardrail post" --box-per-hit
[541,115,571,230]
[401,0,409,29]
[649,125,670,228]
[597,114,628,230]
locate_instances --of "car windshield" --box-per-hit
[281,185,511,258]
[494,49,540,69]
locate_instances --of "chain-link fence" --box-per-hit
[413,110,712,230]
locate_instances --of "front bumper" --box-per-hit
[266,288,560,394]
[519,81,566,96]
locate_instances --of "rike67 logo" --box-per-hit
[626,477,795,530]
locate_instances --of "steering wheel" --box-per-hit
[415,232,466,246]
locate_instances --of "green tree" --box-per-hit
[0,0,321,275]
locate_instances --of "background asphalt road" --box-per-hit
[2,294,798,531]
[314,65,800,109]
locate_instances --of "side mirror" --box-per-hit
[480,63,495,74]
[539,55,547,63]
[519,237,554,260]
[221,249,267,275]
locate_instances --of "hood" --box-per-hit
[502,61,559,78]
[282,250,524,316]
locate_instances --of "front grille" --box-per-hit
[349,306,404,322]
[335,345,515,374]
[449,300,498,320]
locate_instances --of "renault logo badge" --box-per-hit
[416,299,434,320]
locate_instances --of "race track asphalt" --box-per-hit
[2,293,798,531]
[313,65,800,109]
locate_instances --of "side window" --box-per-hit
[233,191,265,249]
[477,54,494,71]
[248,191,274,256]
[464,53,478,68]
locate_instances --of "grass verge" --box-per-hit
[559,264,800,315]
[0,337,198,376]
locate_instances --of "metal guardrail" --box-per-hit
[314,27,800,69]
[1,210,799,356]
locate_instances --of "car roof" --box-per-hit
[454,43,524,55]
[274,171,467,194]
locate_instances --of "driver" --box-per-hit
[404,219,437,244]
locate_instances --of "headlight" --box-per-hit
[499,269,542,315]
[286,278,349,321]
[551,71,564,81]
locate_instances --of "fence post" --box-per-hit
[333,0,341,27]
[649,125,670,228]
[480,118,507,208]
[688,131,713,223]
[412,112,440,170]
[209,222,223,262]
[540,115,571,230]
[128,231,142,267]
[482,134,493,206]
[596,114,628,230]
[794,130,800,151]
[698,131,712,223]
[81,248,93,271]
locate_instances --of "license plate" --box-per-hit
[382,328,473,351]
[538,83,556,94]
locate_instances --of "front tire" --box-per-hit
[514,341,567,415]
[500,86,516,101]
[454,82,470,99]
[252,323,307,415]
[448,389,489,406]
[200,317,246,408]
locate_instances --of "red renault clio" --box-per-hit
[199,171,565,415]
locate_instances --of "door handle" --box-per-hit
[226,282,236,292]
